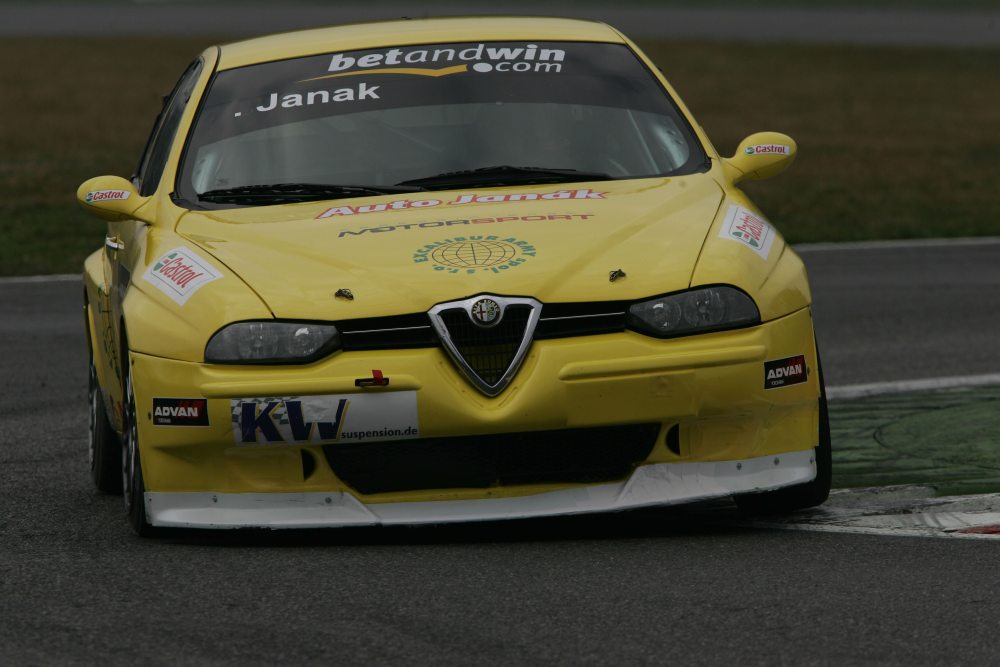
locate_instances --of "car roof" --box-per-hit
[216,16,627,70]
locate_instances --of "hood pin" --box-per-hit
[334,288,354,300]
[609,268,626,283]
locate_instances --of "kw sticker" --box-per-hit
[338,213,594,237]
[142,247,222,306]
[232,392,419,445]
[744,144,791,156]
[413,236,535,274]
[718,205,776,260]
[318,188,605,218]
[764,355,807,389]
[153,398,209,426]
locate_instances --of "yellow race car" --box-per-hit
[80,17,830,535]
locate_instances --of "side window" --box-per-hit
[134,58,204,196]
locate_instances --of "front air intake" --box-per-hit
[428,295,541,396]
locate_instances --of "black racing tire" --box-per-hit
[89,347,123,494]
[121,354,155,536]
[735,349,832,516]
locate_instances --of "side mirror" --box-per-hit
[723,132,797,184]
[77,176,145,221]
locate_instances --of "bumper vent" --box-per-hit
[322,423,661,495]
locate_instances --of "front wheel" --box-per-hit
[735,354,832,515]
[121,355,154,536]
[89,355,122,494]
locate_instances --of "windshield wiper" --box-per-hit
[395,165,614,189]
[198,182,426,205]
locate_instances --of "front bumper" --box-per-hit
[146,449,815,529]
[131,306,821,526]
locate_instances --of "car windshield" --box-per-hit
[177,40,708,207]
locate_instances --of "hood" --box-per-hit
[177,177,724,320]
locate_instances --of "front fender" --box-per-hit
[123,256,272,363]
[690,195,811,322]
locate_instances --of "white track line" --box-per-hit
[827,374,1000,400]
[738,487,1000,541]
[745,518,1000,541]
[0,273,80,285]
[794,236,1000,252]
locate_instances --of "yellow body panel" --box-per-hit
[131,307,819,501]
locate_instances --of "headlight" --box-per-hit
[205,321,341,363]
[627,286,759,338]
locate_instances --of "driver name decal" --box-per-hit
[254,82,380,114]
[142,247,222,305]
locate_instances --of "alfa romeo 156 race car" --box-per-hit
[81,17,830,535]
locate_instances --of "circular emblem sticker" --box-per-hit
[412,235,536,274]
[470,298,501,326]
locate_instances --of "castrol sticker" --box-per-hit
[718,205,776,260]
[743,144,791,156]
[85,189,131,203]
[142,247,222,305]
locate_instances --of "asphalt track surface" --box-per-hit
[3,239,1000,665]
[5,2,1000,46]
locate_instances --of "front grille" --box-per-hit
[332,300,628,351]
[322,423,660,495]
[438,305,532,386]
[536,301,629,339]
[337,313,436,350]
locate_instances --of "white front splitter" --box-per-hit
[145,448,816,529]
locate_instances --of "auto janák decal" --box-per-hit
[718,205,776,260]
[337,213,594,237]
[153,398,209,426]
[764,355,807,389]
[317,188,606,218]
[142,246,222,305]
[744,144,791,156]
[316,43,566,80]
[232,392,419,445]
[85,189,131,203]
[413,236,536,274]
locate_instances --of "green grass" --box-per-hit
[0,38,212,276]
[646,41,1000,243]
[830,386,1000,496]
[2,37,999,275]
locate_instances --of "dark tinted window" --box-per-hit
[135,58,204,196]
[177,42,707,206]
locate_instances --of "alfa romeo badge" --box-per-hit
[470,298,501,326]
